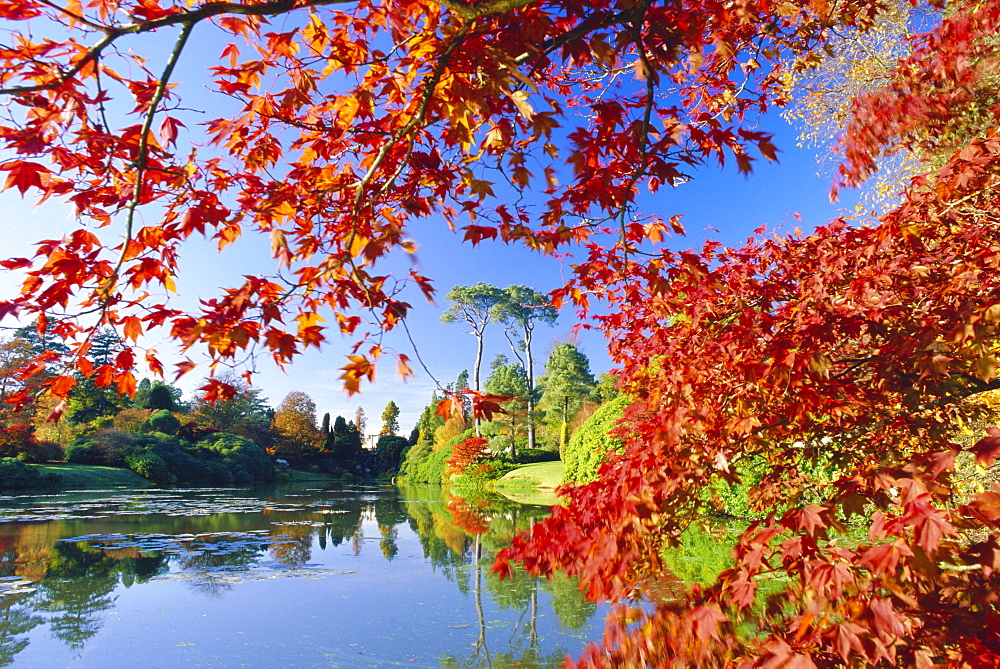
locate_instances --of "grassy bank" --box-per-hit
[31,464,344,489]
[494,461,565,505]
[281,469,341,484]
[33,464,154,489]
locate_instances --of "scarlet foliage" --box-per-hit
[494,4,1000,664]
[2,0,1000,665]
[446,436,490,475]
[445,494,490,535]
[0,424,32,458]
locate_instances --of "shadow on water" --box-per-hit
[0,483,604,667]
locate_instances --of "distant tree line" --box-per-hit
[0,326,413,488]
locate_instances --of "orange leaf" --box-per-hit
[1,161,50,195]
[115,370,137,397]
[122,316,143,342]
[174,360,196,381]
[49,374,77,397]
[145,350,164,377]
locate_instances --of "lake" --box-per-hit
[0,483,606,668]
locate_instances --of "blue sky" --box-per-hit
[0,118,856,434]
[0,19,862,435]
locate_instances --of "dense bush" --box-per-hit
[0,425,32,458]
[414,441,454,484]
[125,452,175,485]
[66,430,276,486]
[0,458,60,491]
[404,428,475,483]
[194,433,277,485]
[514,448,561,464]
[112,407,152,433]
[66,429,138,466]
[15,440,63,463]
[145,410,181,435]
[701,449,841,518]
[399,438,432,480]
[129,433,229,486]
[561,395,630,485]
[64,439,105,465]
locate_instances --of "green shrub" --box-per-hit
[195,432,277,484]
[400,439,432,480]
[146,410,181,435]
[92,416,114,430]
[0,458,60,491]
[515,448,560,464]
[126,453,175,485]
[702,456,767,518]
[702,450,840,519]
[66,429,139,466]
[408,429,475,484]
[64,429,276,487]
[562,395,630,485]
[64,439,104,465]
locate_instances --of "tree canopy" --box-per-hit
[3,0,1000,664]
[492,285,557,450]
[537,342,594,452]
[379,400,400,436]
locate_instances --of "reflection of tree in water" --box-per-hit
[31,541,169,651]
[377,524,398,560]
[34,543,121,649]
[441,649,569,669]
[374,492,407,561]
[398,487,599,669]
[540,573,596,632]
[0,596,44,666]
[403,491,472,593]
[444,549,580,669]
[176,540,268,596]
[269,525,314,567]
[316,498,364,552]
[0,545,17,579]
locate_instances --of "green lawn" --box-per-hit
[281,469,340,483]
[33,463,153,488]
[495,461,566,505]
[29,463,346,490]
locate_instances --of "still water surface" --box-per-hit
[0,484,604,668]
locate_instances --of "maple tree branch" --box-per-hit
[0,31,118,96]
[351,21,473,211]
[314,20,473,322]
[434,0,534,20]
[831,356,876,380]
[0,0,354,96]
[101,21,195,309]
[36,0,106,31]
[515,5,645,69]
[617,5,658,262]
[399,315,443,390]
